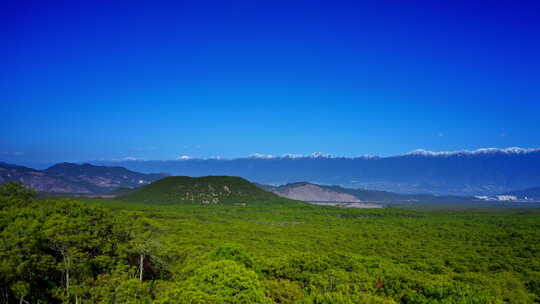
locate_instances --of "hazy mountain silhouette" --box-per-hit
[93,148,540,195]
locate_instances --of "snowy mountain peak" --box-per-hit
[247,153,276,159]
[280,152,333,159]
[406,147,540,157]
[310,152,332,158]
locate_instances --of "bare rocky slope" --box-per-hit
[264,182,361,202]
[262,182,475,203]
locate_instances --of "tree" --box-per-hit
[40,199,120,303]
[0,182,36,209]
[160,260,271,304]
[123,217,164,282]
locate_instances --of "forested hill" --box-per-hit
[119,176,291,205]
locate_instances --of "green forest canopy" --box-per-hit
[1,182,540,303]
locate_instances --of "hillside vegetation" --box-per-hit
[1,182,540,303]
[120,176,289,205]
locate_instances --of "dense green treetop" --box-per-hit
[1,182,540,303]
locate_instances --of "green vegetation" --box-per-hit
[2,181,540,303]
[119,176,287,205]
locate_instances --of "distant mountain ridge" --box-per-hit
[0,162,166,193]
[503,187,540,200]
[44,162,166,190]
[0,162,92,193]
[93,147,540,195]
[403,147,540,157]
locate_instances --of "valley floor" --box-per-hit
[81,198,540,303]
[2,184,540,304]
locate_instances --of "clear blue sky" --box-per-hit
[1,0,539,163]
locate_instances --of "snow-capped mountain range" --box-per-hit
[172,147,540,161]
[90,147,540,196]
[404,147,540,157]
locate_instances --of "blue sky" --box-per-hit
[1,0,539,164]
